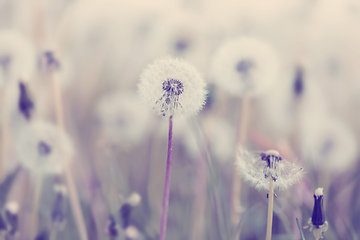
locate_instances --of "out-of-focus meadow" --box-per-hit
[0,0,360,239]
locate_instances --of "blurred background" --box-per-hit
[0,0,360,239]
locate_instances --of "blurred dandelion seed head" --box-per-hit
[95,91,153,147]
[16,121,74,175]
[210,36,280,97]
[0,30,35,86]
[138,56,206,117]
[236,148,304,192]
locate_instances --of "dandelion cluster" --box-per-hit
[0,1,359,239]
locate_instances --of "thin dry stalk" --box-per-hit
[266,177,274,240]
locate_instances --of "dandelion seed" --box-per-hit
[303,188,329,240]
[15,121,74,175]
[236,148,305,192]
[210,36,280,97]
[138,56,206,117]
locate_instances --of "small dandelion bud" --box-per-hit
[119,203,132,229]
[4,201,19,236]
[34,230,50,240]
[236,148,305,192]
[18,81,34,120]
[105,215,118,237]
[127,192,141,207]
[138,56,207,117]
[15,121,74,175]
[43,50,60,70]
[210,36,280,97]
[304,188,328,240]
[293,66,304,97]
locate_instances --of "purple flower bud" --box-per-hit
[43,51,60,70]
[293,66,304,96]
[311,188,325,227]
[35,230,49,240]
[5,209,18,235]
[38,141,52,156]
[18,81,34,120]
[120,203,132,229]
[107,215,118,237]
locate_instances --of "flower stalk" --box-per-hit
[266,177,274,240]
[159,115,173,240]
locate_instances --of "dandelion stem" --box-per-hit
[266,177,274,240]
[31,176,43,238]
[159,115,173,240]
[296,218,305,240]
[0,90,7,183]
[51,71,88,240]
[231,96,250,226]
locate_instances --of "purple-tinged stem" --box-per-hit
[159,115,173,240]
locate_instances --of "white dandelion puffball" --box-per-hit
[16,121,74,175]
[236,148,304,192]
[138,56,207,117]
[210,36,280,97]
[0,30,36,87]
[95,91,153,146]
[301,116,357,173]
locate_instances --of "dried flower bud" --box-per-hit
[4,201,19,236]
[138,56,207,117]
[105,215,118,237]
[18,81,34,120]
[304,188,329,240]
[119,203,132,229]
[210,36,280,97]
[236,148,304,192]
[34,230,49,240]
[15,121,74,175]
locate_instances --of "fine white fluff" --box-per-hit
[314,188,323,197]
[210,36,280,97]
[138,56,207,117]
[5,201,19,214]
[15,120,74,175]
[236,147,305,192]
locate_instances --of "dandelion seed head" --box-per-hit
[301,117,357,172]
[15,121,74,175]
[210,36,280,97]
[0,30,35,86]
[138,56,206,117]
[236,148,304,192]
[95,91,153,147]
